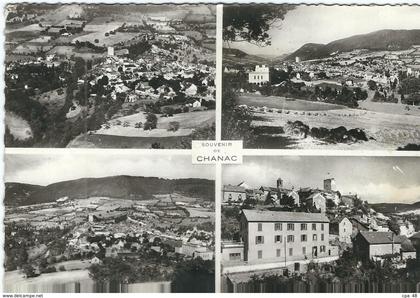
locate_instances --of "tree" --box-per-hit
[143,113,157,130]
[367,80,377,91]
[223,5,295,46]
[171,258,215,293]
[23,264,38,278]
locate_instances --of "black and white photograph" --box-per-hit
[222,5,420,150]
[3,153,215,293]
[5,3,216,148]
[221,156,420,292]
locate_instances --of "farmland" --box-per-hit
[238,94,347,111]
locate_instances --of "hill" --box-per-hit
[223,47,268,66]
[285,29,420,61]
[371,201,420,214]
[5,175,215,206]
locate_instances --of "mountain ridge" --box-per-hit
[284,29,420,61]
[5,175,215,206]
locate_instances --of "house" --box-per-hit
[400,236,417,260]
[278,189,300,207]
[353,231,402,261]
[221,241,245,263]
[396,219,415,237]
[323,178,337,192]
[409,232,420,259]
[341,194,356,208]
[330,217,352,243]
[248,65,270,86]
[350,217,373,237]
[305,192,327,213]
[240,209,331,263]
[223,185,246,204]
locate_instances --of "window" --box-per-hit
[287,235,294,243]
[258,250,263,259]
[229,253,241,261]
[313,234,317,241]
[321,223,324,231]
[302,247,306,255]
[321,234,324,241]
[301,234,307,242]
[276,249,281,257]
[275,223,282,231]
[289,248,293,256]
[256,236,264,244]
[228,194,232,201]
[301,223,307,230]
[238,194,242,201]
[320,245,326,253]
[287,223,295,231]
[275,235,282,243]
[312,223,317,230]
[258,223,263,231]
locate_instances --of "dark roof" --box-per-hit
[359,231,402,245]
[260,186,278,192]
[223,185,246,193]
[400,236,416,252]
[410,232,420,240]
[242,209,329,223]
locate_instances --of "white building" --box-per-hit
[107,46,114,56]
[248,65,270,86]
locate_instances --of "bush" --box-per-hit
[42,266,57,273]
[168,121,180,132]
[134,122,143,128]
[58,265,66,271]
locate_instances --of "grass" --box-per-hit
[238,94,347,111]
[67,133,188,148]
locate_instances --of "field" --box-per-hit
[4,269,92,293]
[72,31,139,47]
[238,94,347,111]
[94,110,215,138]
[251,108,420,150]
[5,111,33,141]
[185,207,214,219]
[66,134,187,148]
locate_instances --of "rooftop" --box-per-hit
[242,209,329,223]
[223,185,246,193]
[359,231,402,245]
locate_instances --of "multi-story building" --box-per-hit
[248,65,270,85]
[239,209,331,263]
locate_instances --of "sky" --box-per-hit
[227,5,420,56]
[223,156,420,204]
[5,153,214,186]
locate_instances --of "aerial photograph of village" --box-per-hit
[221,156,420,292]
[3,153,215,293]
[222,5,420,150]
[5,3,216,148]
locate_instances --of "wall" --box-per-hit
[245,221,330,263]
[369,243,402,258]
[223,191,245,204]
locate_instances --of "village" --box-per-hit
[221,176,420,292]
[223,44,420,150]
[5,4,216,148]
[4,193,215,290]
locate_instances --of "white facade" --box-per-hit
[248,65,270,85]
[107,46,114,56]
[339,218,352,243]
